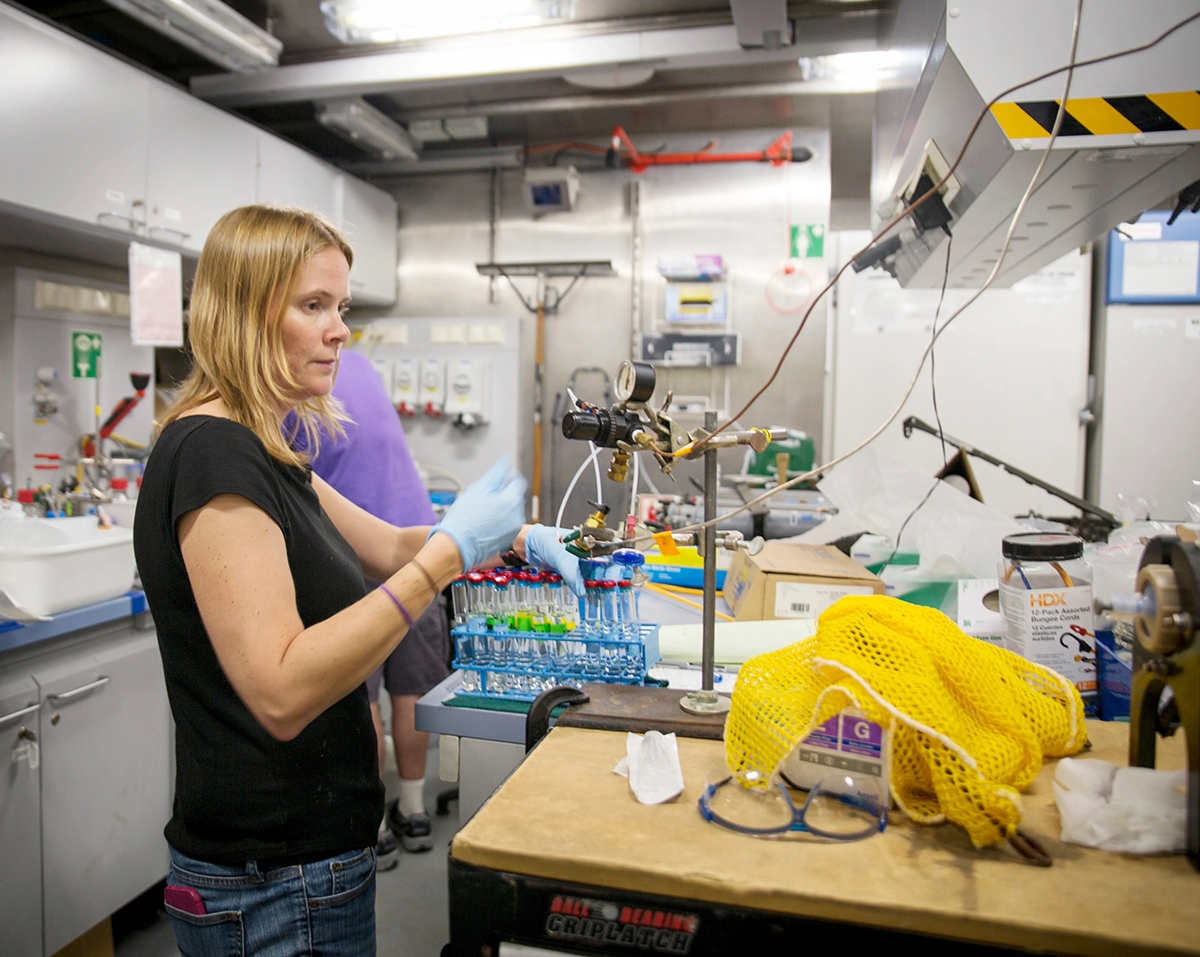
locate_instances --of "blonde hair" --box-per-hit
[162,205,354,466]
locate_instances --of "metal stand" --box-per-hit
[681,410,732,716]
[476,260,615,523]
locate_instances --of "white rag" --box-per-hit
[613,731,685,805]
[1053,757,1187,854]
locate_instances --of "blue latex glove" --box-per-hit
[431,457,526,571]
[523,525,585,597]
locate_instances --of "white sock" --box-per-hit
[398,777,426,817]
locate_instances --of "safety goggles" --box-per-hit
[698,771,887,841]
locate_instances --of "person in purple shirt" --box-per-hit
[302,349,445,866]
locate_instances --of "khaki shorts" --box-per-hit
[366,594,450,701]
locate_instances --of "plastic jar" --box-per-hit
[998,533,1096,707]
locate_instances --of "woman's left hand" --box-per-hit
[519,525,585,597]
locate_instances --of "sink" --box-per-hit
[0,516,136,619]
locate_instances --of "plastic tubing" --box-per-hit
[591,441,604,507]
[630,447,640,516]
[556,442,603,529]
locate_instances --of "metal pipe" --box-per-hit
[611,126,796,173]
[702,409,717,692]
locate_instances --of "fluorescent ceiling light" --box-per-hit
[407,117,489,143]
[563,64,655,90]
[320,0,576,45]
[101,0,281,71]
[797,50,901,90]
[315,97,421,160]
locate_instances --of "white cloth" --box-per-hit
[1053,757,1186,854]
[613,731,685,805]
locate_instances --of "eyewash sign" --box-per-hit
[72,331,102,379]
[790,223,825,258]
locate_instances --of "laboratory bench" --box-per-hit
[445,720,1197,957]
[0,592,172,957]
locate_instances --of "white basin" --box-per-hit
[0,516,136,619]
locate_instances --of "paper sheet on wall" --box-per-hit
[1121,240,1199,297]
[129,242,183,347]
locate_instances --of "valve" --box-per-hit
[608,449,630,483]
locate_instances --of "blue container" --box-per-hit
[643,563,726,590]
[1095,628,1132,721]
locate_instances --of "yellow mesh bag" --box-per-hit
[724,595,1087,847]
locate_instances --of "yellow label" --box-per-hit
[653,531,680,557]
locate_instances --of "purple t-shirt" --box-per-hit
[298,350,435,527]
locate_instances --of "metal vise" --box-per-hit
[1127,536,1200,870]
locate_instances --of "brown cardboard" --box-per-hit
[722,541,884,621]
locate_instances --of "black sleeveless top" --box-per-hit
[134,416,382,865]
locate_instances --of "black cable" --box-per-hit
[880,477,942,571]
[930,234,953,471]
[879,230,955,572]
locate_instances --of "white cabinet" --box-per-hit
[256,134,341,222]
[0,1,395,286]
[0,4,149,231]
[0,674,43,957]
[34,629,170,955]
[146,85,258,254]
[342,175,398,306]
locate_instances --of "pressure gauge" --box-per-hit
[614,360,656,403]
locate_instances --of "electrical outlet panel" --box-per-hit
[370,358,393,393]
[393,357,419,417]
[420,358,445,416]
[446,358,489,429]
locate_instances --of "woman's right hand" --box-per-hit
[430,457,527,571]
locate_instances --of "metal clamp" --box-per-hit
[0,702,39,727]
[47,675,110,704]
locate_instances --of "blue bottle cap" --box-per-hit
[612,548,646,567]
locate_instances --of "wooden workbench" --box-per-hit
[450,720,1197,956]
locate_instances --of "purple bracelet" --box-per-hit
[378,583,414,628]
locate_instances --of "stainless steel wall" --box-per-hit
[363,128,831,525]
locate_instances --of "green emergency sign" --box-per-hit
[790,223,825,259]
[72,331,102,379]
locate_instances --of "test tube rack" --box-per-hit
[451,623,661,702]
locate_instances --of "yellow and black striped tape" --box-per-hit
[991,90,1200,138]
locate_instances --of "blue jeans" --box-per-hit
[166,845,376,956]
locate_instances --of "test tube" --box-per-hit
[617,580,638,640]
[514,571,535,632]
[465,572,487,633]
[526,572,549,632]
[451,575,468,626]
[597,580,618,638]
[582,580,601,638]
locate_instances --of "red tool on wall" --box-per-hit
[82,372,151,458]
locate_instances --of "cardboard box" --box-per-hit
[722,542,884,622]
[957,578,1006,647]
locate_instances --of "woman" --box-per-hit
[135,205,579,955]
